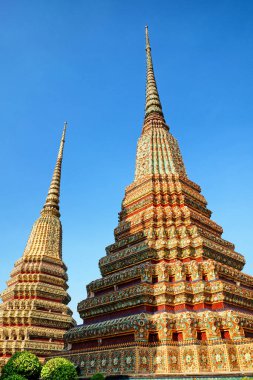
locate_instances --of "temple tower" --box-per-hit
[63,28,253,376]
[0,124,75,365]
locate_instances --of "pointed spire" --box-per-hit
[41,122,67,217]
[145,26,164,120]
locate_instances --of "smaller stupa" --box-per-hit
[0,123,75,366]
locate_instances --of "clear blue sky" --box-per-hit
[0,0,252,323]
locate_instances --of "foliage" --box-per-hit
[40,357,78,380]
[91,373,105,380]
[1,353,22,378]
[3,375,27,380]
[1,351,41,380]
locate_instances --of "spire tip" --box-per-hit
[144,26,164,120]
[145,25,150,50]
[41,125,67,217]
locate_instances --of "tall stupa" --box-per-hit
[0,124,75,365]
[61,28,253,377]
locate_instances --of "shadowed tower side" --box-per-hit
[0,123,75,365]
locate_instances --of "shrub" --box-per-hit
[1,353,22,378]
[4,375,27,380]
[91,373,105,380]
[1,351,41,380]
[40,357,78,380]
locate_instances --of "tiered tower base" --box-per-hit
[57,339,253,377]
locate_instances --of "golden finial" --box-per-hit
[144,26,164,120]
[145,25,151,50]
[145,25,150,50]
[41,122,67,217]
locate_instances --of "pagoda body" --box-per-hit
[63,29,253,376]
[0,125,75,366]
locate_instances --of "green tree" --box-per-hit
[91,373,105,380]
[3,375,27,380]
[40,357,78,380]
[1,351,41,380]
